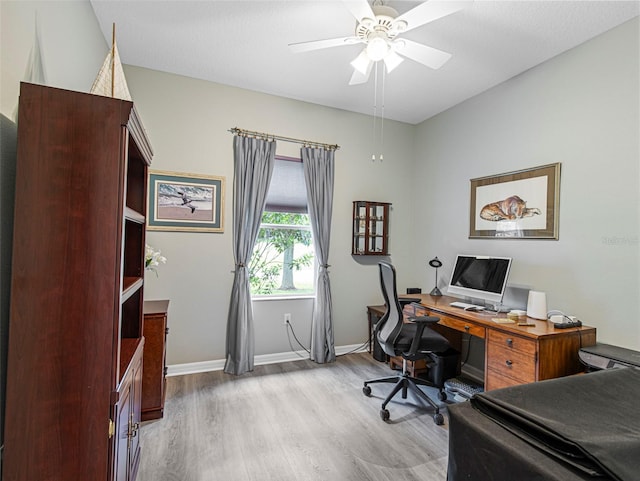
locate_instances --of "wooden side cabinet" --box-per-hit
[142,300,170,421]
[352,201,390,255]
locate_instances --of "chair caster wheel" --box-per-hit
[433,413,444,425]
[380,409,390,421]
[438,391,447,401]
[363,385,372,397]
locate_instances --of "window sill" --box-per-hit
[252,295,315,302]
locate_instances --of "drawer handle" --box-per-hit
[464,325,470,331]
[128,421,140,439]
[505,360,513,367]
[506,338,513,346]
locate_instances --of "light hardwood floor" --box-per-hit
[137,353,452,481]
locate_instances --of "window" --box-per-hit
[249,157,315,297]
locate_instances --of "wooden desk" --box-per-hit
[368,294,596,391]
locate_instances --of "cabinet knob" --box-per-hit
[464,325,470,331]
[506,338,513,346]
[505,359,513,367]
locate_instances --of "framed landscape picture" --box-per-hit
[147,170,225,232]
[469,163,560,239]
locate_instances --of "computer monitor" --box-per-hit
[447,255,512,306]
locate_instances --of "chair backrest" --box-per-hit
[377,262,405,357]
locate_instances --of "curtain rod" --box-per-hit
[229,127,340,151]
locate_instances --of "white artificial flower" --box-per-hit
[145,244,167,275]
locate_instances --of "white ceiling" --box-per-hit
[90,1,639,125]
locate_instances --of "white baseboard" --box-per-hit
[166,343,368,377]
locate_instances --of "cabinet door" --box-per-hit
[113,343,144,481]
[114,383,132,481]
[129,353,143,480]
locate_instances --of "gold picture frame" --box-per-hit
[469,163,560,239]
[147,170,225,232]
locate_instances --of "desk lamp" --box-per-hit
[429,257,443,296]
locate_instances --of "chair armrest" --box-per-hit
[408,315,440,324]
[407,315,440,355]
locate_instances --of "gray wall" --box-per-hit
[123,65,417,366]
[0,1,108,116]
[411,17,639,350]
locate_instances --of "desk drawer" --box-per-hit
[487,331,537,384]
[486,345,536,383]
[437,314,486,339]
[488,330,536,355]
[486,369,529,391]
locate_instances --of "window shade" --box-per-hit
[264,157,308,213]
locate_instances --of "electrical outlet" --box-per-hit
[284,313,291,325]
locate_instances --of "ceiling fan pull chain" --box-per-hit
[379,66,385,162]
[372,62,379,162]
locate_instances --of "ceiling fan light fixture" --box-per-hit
[350,50,371,75]
[366,35,390,61]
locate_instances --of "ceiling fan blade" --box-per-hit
[395,1,472,33]
[350,49,371,75]
[394,39,452,70]
[383,50,404,73]
[289,36,359,53]
[342,0,375,22]
[349,61,373,85]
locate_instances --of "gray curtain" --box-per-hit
[224,135,276,375]
[301,147,335,363]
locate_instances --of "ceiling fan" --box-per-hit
[289,0,471,85]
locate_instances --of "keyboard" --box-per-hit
[450,301,485,311]
[444,377,484,399]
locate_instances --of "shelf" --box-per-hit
[125,206,145,224]
[119,337,143,384]
[122,276,144,303]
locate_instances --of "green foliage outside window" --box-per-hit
[249,212,314,295]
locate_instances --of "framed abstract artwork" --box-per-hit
[469,163,560,239]
[147,170,225,232]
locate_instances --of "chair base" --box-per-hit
[363,366,446,425]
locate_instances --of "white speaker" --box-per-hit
[526,291,547,320]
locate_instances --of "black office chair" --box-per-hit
[363,262,459,425]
